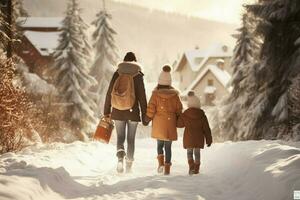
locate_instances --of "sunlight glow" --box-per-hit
[113,0,256,24]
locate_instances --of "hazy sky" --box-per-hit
[113,0,255,24]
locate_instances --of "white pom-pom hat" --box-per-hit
[158,65,172,86]
[187,91,201,108]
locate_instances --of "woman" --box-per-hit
[104,52,147,173]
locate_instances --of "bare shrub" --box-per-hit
[0,58,32,153]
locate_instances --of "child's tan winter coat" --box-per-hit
[146,88,183,141]
[177,108,212,149]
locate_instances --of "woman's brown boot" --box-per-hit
[164,163,171,175]
[194,162,200,174]
[188,159,195,175]
[157,154,164,173]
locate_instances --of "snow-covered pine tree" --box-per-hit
[0,0,28,57]
[12,0,28,46]
[52,0,97,141]
[228,13,260,98]
[0,0,28,58]
[288,73,300,140]
[0,0,28,52]
[220,11,262,140]
[70,0,92,65]
[13,0,28,19]
[236,0,300,140]
[90,0,118,115]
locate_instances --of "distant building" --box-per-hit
[15,17,62,76]
[19,17,62,32]
[173,43,233,106]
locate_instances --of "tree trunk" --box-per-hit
[5,0,13,58]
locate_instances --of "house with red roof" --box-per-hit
[15,17,62,76]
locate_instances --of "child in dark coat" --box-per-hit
[177,91,212,175]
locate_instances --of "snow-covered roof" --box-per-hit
[183,64,232,95]
[24,31,60,56]
[16,63,57,95]
[19,17,63,28]
[175,43,233,72]
[216,58,225,64]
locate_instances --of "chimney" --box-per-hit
[222,45,228,52]
[216,59,225,70]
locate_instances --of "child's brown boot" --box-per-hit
[188,159,195,175]
[194,162,200,174]
[164,163,171,175]
[157,154,164,173]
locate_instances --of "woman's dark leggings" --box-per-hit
[157,140,172,164]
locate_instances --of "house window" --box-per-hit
[208,79,214,86]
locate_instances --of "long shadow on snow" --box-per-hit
[3,163,216,200]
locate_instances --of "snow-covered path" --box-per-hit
[0,135,299,200]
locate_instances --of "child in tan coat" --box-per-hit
[177,91,212,175]
[145,65,183,175]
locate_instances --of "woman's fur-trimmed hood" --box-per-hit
[117,62,143,75]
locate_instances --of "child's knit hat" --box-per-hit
[187,91,201,108]
[158,65,172,86]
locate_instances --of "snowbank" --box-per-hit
[22,71,56,95]
[17,63,56,96]
[0,139,299,200]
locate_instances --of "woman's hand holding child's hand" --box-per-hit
[143,115,151,126]
[104,114,111,119]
